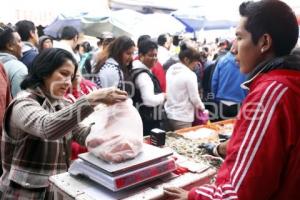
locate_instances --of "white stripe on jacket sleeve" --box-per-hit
[191,81,288,200]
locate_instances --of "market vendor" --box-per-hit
[0,48,127,199]
[164,1,300,199]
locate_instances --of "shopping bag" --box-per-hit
[192,109,209,126]
[83,99,143,163]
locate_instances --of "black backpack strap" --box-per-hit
[130,68,162,94]
[130,68,149,83]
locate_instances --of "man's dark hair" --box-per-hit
[239,0,299,56]
[173,35,181,46]
[138,39,158,55]
[0,25,15,51]
[15,20,36,41]
[157,33,170,46]
[137,35,151,49]
[60,26,79,40]
[21,48,78,89]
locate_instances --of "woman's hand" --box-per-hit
[87,87,127,106]
[164,187,188,200]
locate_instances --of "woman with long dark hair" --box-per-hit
[0,48,127,199]
[93,35,135,90]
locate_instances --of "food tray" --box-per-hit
[213,119,235,136]
[175,119,235,141]
[175,123,220,135]
[213,119,235,126]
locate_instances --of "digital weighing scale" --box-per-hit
[69,144,176,191]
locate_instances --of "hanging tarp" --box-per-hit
[202,20,237,30]
[171,6,237,32]
[171,7,206,32]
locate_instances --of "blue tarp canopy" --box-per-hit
[171,7,206,32]
[171,7,237,32]
[203,20,237,30]
[44,10,112,38]
[44,16,82,38]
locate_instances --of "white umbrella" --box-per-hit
[109,9,185,38]
[135,13,185,37]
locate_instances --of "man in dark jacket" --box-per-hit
[15,20,39,69]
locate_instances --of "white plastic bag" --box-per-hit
[83,99,143,163]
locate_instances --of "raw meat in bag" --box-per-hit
[83,99,143,163]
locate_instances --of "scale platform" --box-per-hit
[69,144,176,191]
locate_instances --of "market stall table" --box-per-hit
[49,120,234,199]
[50,167,215,200]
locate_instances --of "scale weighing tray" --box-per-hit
[69,144,175,191]
[77,143,173,175]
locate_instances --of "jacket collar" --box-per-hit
[241,57,285,90]
[241,48,300,90]
[22,41,37,53]
[132,59,151,72]
[26,87,65,110]
[106,57,119,66]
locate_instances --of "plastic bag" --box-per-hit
[192,109,209,126]
[83,99,143,163]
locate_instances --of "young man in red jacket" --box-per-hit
[164,1,300,199]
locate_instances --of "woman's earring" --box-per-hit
[261,48,265,53]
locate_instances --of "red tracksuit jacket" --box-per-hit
[189,69,300,200]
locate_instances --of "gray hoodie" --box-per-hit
[0,53,28,97]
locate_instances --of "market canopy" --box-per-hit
[44,15,82,38]
[171,7,238,32]
[171,7,206,32]
[202,20,237,30]
[110,9,185,38]
[44,9,185,39]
